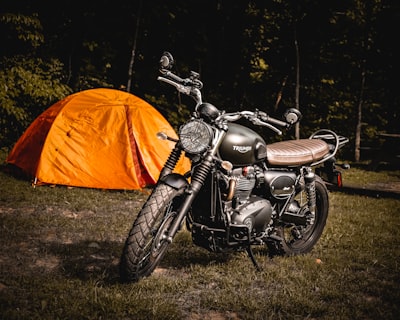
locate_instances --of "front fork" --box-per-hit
[164,154,215,242]
[159,143,184,179]
[162,129,227,243]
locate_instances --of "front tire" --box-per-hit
[267,175,329,256]
[120,184,182,283]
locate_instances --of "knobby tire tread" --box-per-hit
[120,184,178,283]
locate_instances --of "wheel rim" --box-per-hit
[281,190,322,250]
[136,205,176,275]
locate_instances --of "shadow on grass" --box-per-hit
[42,236,233,285]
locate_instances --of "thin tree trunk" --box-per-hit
[274,76,288,111]
[355,63,366,162]
[126,0,142,93]
[294,29,300,139]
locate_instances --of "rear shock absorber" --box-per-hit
[304,168,316,216]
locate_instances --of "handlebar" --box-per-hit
[160,70,185,84]
[158,54,299,135]
[157,76,192,95]
[216,110,290,135]
[159,68,203,89]
[158,68,203,104]
[256,110,289,127]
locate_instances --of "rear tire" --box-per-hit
[120,184,181,283]
[267,175,329,256]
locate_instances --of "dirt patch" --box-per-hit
[366,181,400,192]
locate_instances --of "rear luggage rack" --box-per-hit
[309,129,349,166]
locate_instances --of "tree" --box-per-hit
[126,0,143,93]
[0,13,72,147]
[1,0,397,159]
[328,0,385,161]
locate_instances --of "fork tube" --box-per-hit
[165,154,214,242]
[165,130,227,242]
[159,144,183,179]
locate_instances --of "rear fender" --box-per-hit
[315,159,343,187]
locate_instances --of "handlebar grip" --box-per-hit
[261,115,289,127]
[164,71,184,83]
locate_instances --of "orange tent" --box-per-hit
[6,88,190,189]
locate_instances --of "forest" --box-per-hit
[1,0,399,161]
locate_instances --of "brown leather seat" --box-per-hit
[266,139,330,166]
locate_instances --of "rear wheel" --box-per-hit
[120,184,181,283]
[267,175,329,256]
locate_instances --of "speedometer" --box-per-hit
[179,120,213,154]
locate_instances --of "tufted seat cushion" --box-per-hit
[266,139,330,166]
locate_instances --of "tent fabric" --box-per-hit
[6,88,190,190]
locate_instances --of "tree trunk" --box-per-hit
[274,76,288,111]
[294,29,300,139]
[126,1,142,93]
[354,63,366,162]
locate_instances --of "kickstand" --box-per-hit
[246,246,261,272]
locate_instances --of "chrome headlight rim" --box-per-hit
[179,120,213,154]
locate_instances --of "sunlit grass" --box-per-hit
[341,163,400,186]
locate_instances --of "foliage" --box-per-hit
[144,93,191,130]
[0,0,398,156]
[0,13,72,147]
[0,57,72,147]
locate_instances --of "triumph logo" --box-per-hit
[233,145,252,153]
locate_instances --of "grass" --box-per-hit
[340,161,400,187]
[1,148,399,319]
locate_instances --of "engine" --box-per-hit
[223,166,272,234]
[222,165,298,232]
[190,163,299,251]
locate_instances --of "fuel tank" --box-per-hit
[218,123,267,166]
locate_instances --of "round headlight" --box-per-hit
[179,120,213,154]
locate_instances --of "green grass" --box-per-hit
[1,149,399,319]
[341,162,400,187]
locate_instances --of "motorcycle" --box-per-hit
[119,52,349,283]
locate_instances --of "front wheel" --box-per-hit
[120,184,182,283]
[266,175,329,256]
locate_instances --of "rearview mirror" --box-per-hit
[159,51,174,70]
[283,108,302,125]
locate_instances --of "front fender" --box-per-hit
[159,173,189,190]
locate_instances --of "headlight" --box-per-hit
[179,120,213,154]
